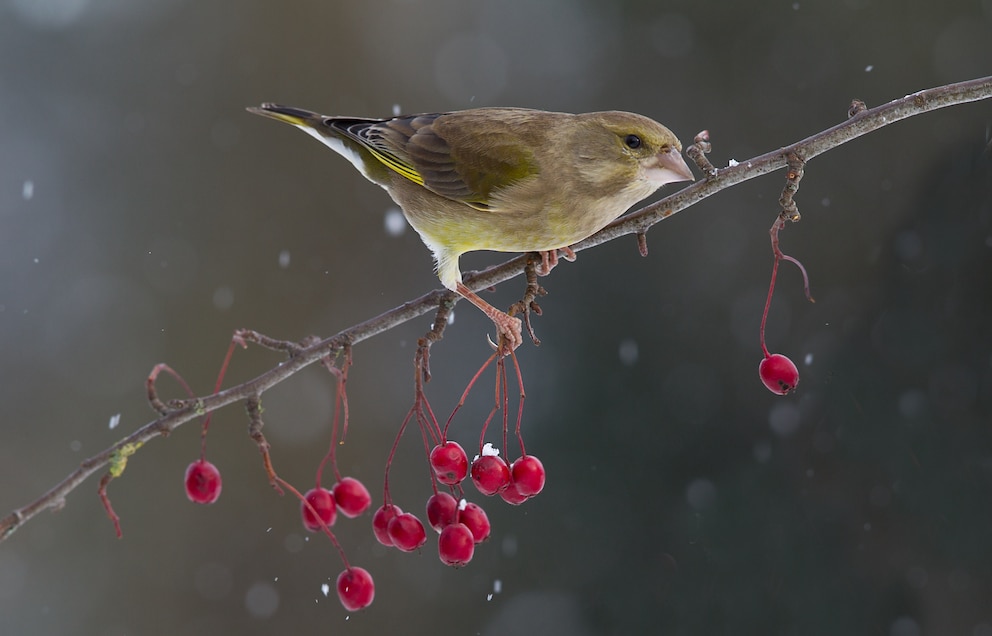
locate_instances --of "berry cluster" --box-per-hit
[173,345,378,612]
[300,477,372,532]
[373,350,544,569]
[373,436,545,566]
[471,445,546,503]
[313,475,376,614]
[165,339,545,613]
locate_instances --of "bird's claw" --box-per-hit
[536,246,577,276]
[486,313,523,357]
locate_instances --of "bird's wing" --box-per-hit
[325,112,538,212]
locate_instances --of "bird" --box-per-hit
[247,104,694,354]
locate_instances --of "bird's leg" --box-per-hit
[535,246,577,276]
[455,282,523,356]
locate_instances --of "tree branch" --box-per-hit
[2,75,990,543]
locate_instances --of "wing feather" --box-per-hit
[324,110,541,211]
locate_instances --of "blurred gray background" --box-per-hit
[2,0,991,634]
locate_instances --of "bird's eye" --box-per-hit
[624,134,642,149]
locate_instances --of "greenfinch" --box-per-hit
[247,104,694,353]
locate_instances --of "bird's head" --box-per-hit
[569,111,694,199]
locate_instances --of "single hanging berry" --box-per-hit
[499,482,530,506]
[333,477,372,518]
[756,215,811,397]
[336,566,375,611]
[471,455,511,496]
[372,504,402,546]
[429,441,469,485]
[510,455,546,497]
[759,353,800,395]
[184,459,222,504]
[426,492,459,532]
[387,512,427,552]
[457,502,491,543]
[300,487,337,531]
[438,522,475,566]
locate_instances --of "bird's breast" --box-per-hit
[388,178,631,255]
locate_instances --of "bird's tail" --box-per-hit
[245,103,324,128]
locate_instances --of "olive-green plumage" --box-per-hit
[247,104,694,352]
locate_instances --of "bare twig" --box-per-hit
[2,75,990,543]
[508,259,548,347]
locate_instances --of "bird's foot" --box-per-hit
[456,282,523,356]
[490,312,523,356]
[536,246,577,276]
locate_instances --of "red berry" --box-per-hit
[301,487,337,532]
[438,523,475,566]
[333,477,371,518]
[336,566,375,611]
[499,482,530,506]
[372,504,402,546]
[184,459,222,504]
[429,441,469,485]
[457,502,491,543]
[510,455,546,497]
[471,455,511,496]
[387,512,427,552]
[759,353,800,395]
[426,492,459,533]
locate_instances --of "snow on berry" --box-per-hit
[471,455,511,496]
[478,442,500,458]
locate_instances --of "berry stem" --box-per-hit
[245,399,352,568]
[760,215,815,359]
[508,353,527,457]
[97,473,122,538]
[419,392,443,448]
[759,242,780,359]
[443,353,497,439]
[146,363,197,413]
[497,357,510,459]
[199,338,243,459]
[145,363,205,456]
[498,356,510,456]
[382,407,415,507]
[276,475,350,569]
[781,254,815,303]
[478,399,501,456]
[417,409,440,491]
[316,347,352,485]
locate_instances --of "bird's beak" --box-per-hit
[647,146,695,185]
